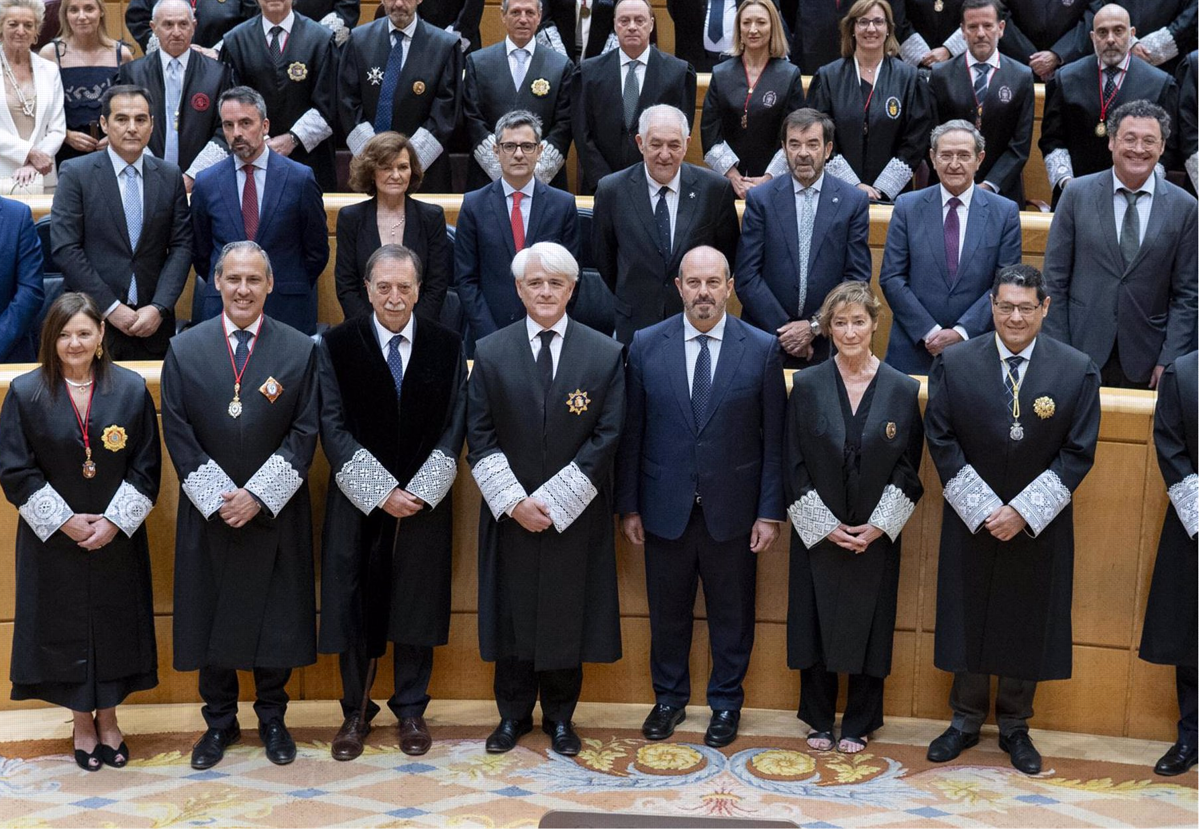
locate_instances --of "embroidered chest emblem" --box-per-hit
[885,96,901,119]
[761,90,777,107]
[566,389,591,415]
[413,80,426,95]
[287,62,308,82]
[260,377,284,403]
[885,421,897,440]
[531,78,550,96]
[1033,396,1055,419]
[997,85,1013,103]
[102,425,127,452]
[367,66,384,85]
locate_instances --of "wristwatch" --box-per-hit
[809,317,822,336]
[287,130,302,148]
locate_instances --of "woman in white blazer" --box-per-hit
[0,0,65,191]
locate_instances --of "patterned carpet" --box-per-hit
[0,726,1195,829]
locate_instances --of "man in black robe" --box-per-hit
[340,0,464,193]
[127,0,256,52]
[539,0,618,62]
[417,0,484,53]
[468,241,624,757]
[161,240,320,770]
[220,0,340,191]
[317,244,467,760]
[1001,0,1095,80]
[925,263,1101,775]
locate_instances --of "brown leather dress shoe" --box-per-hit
[398,715,432,756]
[331,712,371,761]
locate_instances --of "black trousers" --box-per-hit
[105,319,171,361]
[644,504,757,711]
[799,664,885,739]
[493,657,582,722]
[949,672,1037,737]
[339,639,434,722]
[198,666,291,730]
[1177,665,1197,745]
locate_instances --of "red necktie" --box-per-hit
[511,190,525,251]
[242,163,259,241]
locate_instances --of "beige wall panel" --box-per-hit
[742,621,798,712]
[911,631,956,722]
[428,613,495,700]
[883,629,917,719]
[754,539,789,624]
[1125,656,1181,742]
[1033,645,1131,737]
[449,457,482,612]
[0,507,15,622]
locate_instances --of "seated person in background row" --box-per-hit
[0,194,44,362]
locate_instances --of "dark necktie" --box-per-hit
[655,185,671,255]
[1004,354,1022,415]
[269,25,284,63]
[973,62,990,99]
[692,335,711,427]
[1119,188,1146,268]
[623,59,641,129]
[234,329,252,370]
[241,164,258,240]
[707,0,724,43]
[537,329,555,396]
[375,32,404,134]
[1103,65,1119,101]
[386,333,404,398]
[944,195,961,280]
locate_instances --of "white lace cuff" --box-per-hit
[182,459,237,519]
[943,29,967,59]
[410,127,445,172]
[103,481,154,538]
[704,141,739,176]
[245,454,303,518]
[146,33,160,54]
[290,108,333,153]
[1138,29,1179,66]
[873,157,914,200]
[765,148,789,179]
[868,484,917,542]
[1187,152,1198,194]
[601,32,619,55]
[19,483,73,542]
[336,448,398,515]
[943,464,1002,533]
[787,489,840,549]
[1009,469,1071,537]
[1168,473,1199,538]
[185,140,229,179]
[536,142,566,183]
[531,461,598,532]
[318,11,350,46]
[406,449,458,509]
[473,134,502,181]
[347,121,376,157]
[899,32,932,66]
[825,153,860,187]
[472,452,527,520]
[537,25,568,57]
[1044,148,1073,188]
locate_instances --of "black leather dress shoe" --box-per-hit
[542,719,582,756]
[999,731,1042,775]
[259,720,297,766]
[191,723,241,770]
[485,718,533,753]
[704,710,740,749]
[642,704,686,740]
[1154,740,1198,776]
[331,712,371,761]
[926,726,979,763]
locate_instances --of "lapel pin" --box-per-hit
[260,377,284,403]
[688,191,696,199]
[885,421,896,440]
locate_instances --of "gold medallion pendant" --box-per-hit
[1095,121,1107,138]
[83,449,96,479]
[229,383,243,418]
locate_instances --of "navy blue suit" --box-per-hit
[190,151,329,335]
[734,174,871,366]
[453,178,580,341]
[879,185,1022,375]
[0,198,43,362]
[616,313,786,711]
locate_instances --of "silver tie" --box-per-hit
[512,47,529,91]
[797,187,815,317]
[164,58,182,165]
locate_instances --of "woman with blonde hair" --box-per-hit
[0,0,64,191]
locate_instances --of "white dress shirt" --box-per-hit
[223,312,264,354]
[506,35,536,78]
[702,0,737,54]
[526,313,569,377]
[502,176,535,236]
[683,313,726,396]
[389,15,419,67]
[261,10,295,50]
[233,144,269,216]
[158,43,191,78]
[967,49,1000,87]
[620,46,651,96]
[924,183,975,342]
[1112,168,1156,246]
[646,164,682,247]
[995,332,1035,390]
[373,312,415,370]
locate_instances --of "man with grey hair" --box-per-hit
[455,109,580,345]
[467,241,625,757]
[127,0,252,52]
[161,239,320,770]
[593,103,739,345]
[879,118,1022,374]
[463,0,572,190]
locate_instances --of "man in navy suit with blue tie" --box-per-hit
[454,110,580,346]
[0,196,43,362]
[879,119,1022,375]
[735,108,872,368]
[191,86,329,336]
[617,245,786,749]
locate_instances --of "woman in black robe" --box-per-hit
[701,0,806,197]
[805,0,934,201]
[0,293,160,770]
[784,282,923,753]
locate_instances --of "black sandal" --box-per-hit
[837,735,868,753]
[99,741,129,768]
[73,731,102,772]
[806,730,835,751]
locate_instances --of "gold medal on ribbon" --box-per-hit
[1095,121,1107,138]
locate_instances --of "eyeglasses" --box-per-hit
[498,141,539,154]
[934,151,977,164]
[1115,135,1162,150]
[855,17,887,29]
[992,302,1040,316]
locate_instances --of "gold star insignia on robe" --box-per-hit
[102,425,127,452]
[566,390,591,415]
[1033,396,1055,419]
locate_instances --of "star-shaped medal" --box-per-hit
[367,67,384,85]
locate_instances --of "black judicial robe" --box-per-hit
[462,41,574,191]
[540,0,616,61]
[126,0,256,51]
[1178,51,1198,185]
[338,17,463,193]
[926,335,1101,681]
[418,0,484,53]
[1113,0,1198,76]
[0,367,160,687]
[317,315,467,656]
[1140,350,1198,667]
[785,361,924,677]
[293,0,360,28]
[467,319,625,671]
[220,13,339,191]
[1001,0,1093,66]
[901,0,965,51]
[930,53,1036,204]
[161,316,319,671]
[781,0,912,75]
[701,57,806,178]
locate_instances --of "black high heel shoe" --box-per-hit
[73,730,102,772]
[99,741,129,768]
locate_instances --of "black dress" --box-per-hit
[52,40,125,168]
[0,366,160,711]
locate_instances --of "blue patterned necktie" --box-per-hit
[692,335,711,427]
[233,329,252,370]
[797,187,815,316]
[655,185,672,255]
[622,58,641,129]
[1004,355,1022,415]
[375,32,405,134]
[164,58,182,165]
[122,164,141,305]
[973,62,990,99]
[387,333,405,398]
